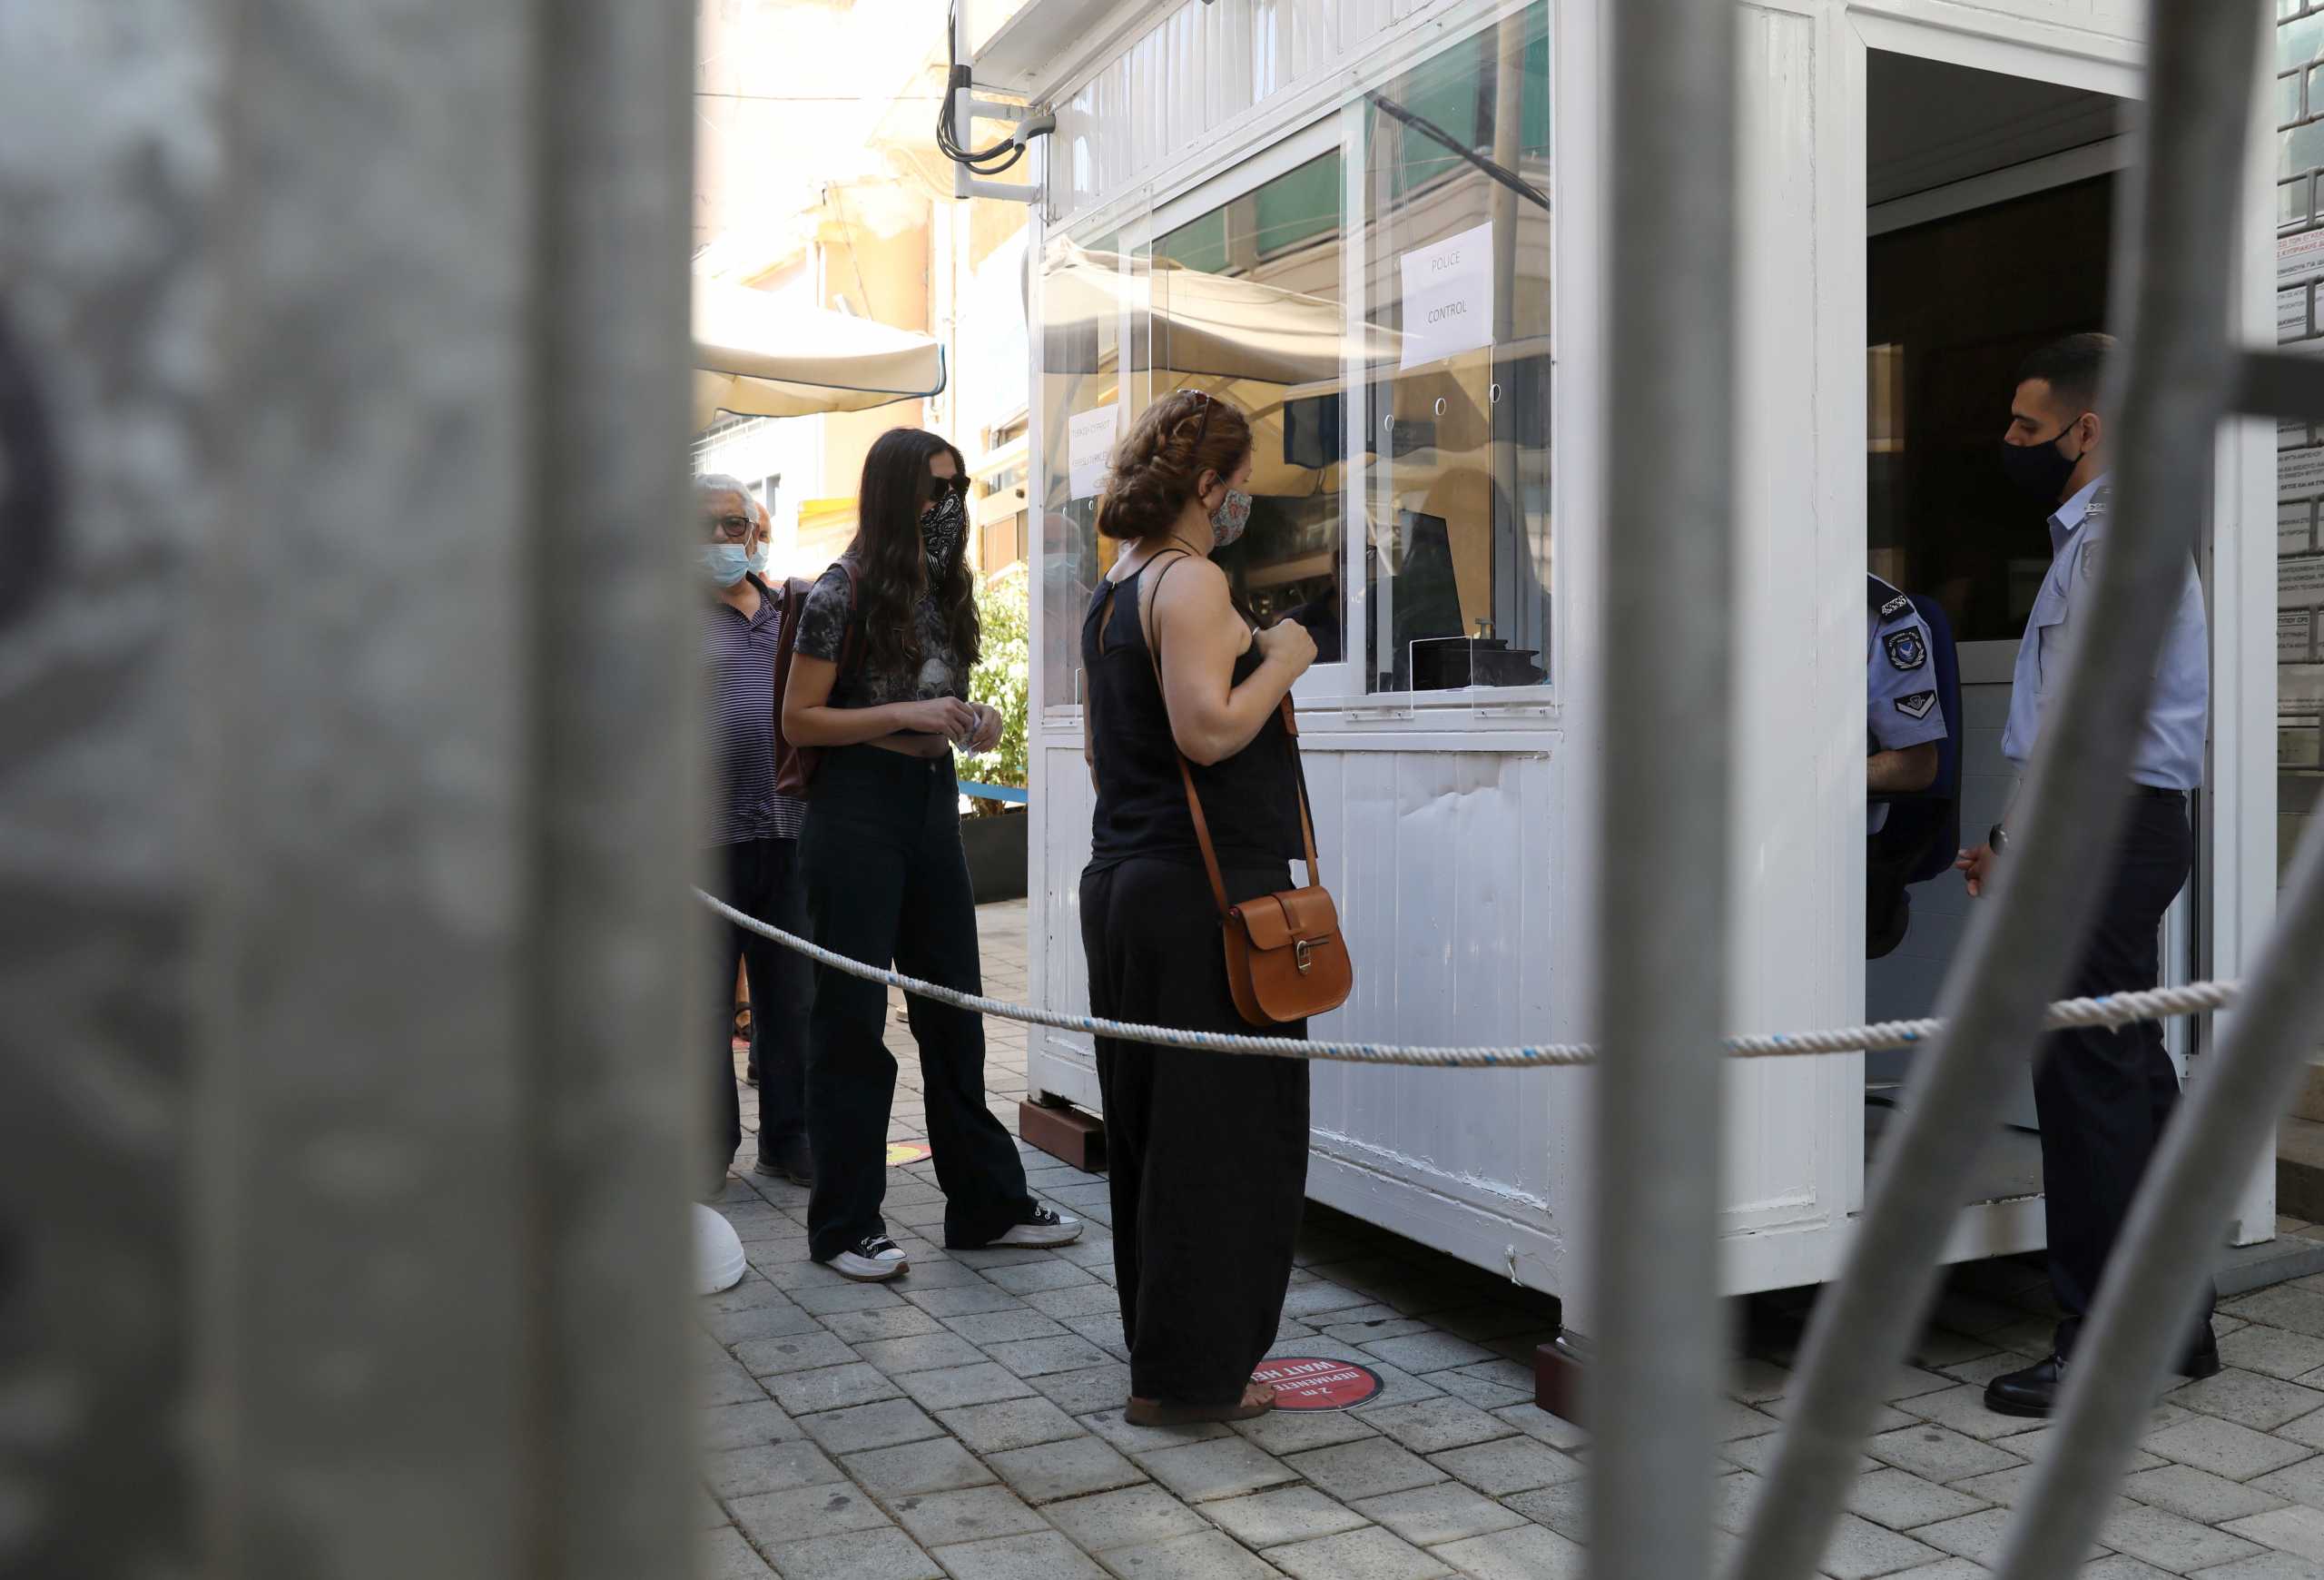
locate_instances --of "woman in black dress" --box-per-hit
[784,428,1081,1281]
[1079,391,1317,1425]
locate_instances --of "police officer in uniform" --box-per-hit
[1955,334,2219,1417]
[1866,575,1945,955]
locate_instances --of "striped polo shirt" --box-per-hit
[702,576,806,844]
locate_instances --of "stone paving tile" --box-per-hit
[985,1335,1116,1378]
[1815,1513,1946,1580]
[798,1397,947,1456]
[1267,1525,1449,1580]
[1044,1486,1211,1553]
[704,1300,828,1346]
[898,1362,1037,1412]
[945,1308,1075,1346]
[990,1436,1147,1505]
[821,1305,947,1344]
[1024,1284,1123,1320]
[983,1260,1101,1296]
[1846,1466,1992,1530]
[1431,1522,1588,1579]
[729,1485,896,1558]
[701,1398,803,1452]
[792,1280,913,1317]
[1423,1370,1533,1413]
[1230,1408,1382,1456]
[1357,1331,1499,1375]
[1881,1561,1990,1580]
[2169,1368,2324,1433]
[1079,1408,1231,1457]
[2222,1502,2324,1563]
[2074,1558,2173,1580]
[907,1284,1033,1319]
[1285,1438,1448,1502]
[701,1524,777,1578]
[1202,1486,1368,1547]
[2095,1498,2268,1572]
[1490,1402,1589,1452]
[932,1530,1111,1580]
[2187,1555,2324,1579]
[1137,1437,1301,1504]
[939,1397,1086,1455]
[701,1357,772,1407]
[890,1485,1051,1548]
[1709,1470,1765,1535]
[1277,1281,1375,1320]
[2223,1287,2324,1338]
[1029,1362,1137,1416]
[1947,1465,2039,1509]
[1867,1423,2029,1484]
[843,1436,997,1497]
[771,1527,943,1580]
[854,1332,990,1377]
[2120,1463,2290,1525]
[1354,1396,1514,1454]
[2145,1415,2316,1482]
[1093,1529,1279,1580]
[1911,1508,2096,1567]
[770,1362,905,1417]
[1427,1436,1583,1496]
[1353,1482,1528,1546]
[2220,1325,2324,1381]
[2275,1407,2324,1452]
[1893,1384,2054,1444]
[706,1439,846,1500]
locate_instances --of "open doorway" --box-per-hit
[1861,51,2128,1193]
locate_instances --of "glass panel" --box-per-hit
[1146,151,1350,655]
[1037,228,1137,709]
[1358,2,1552,692]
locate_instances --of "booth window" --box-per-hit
[1359,3,1551,693]
[1038,229,1131,708]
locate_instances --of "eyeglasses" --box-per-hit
[704,513,753,541]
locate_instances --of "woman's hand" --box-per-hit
[895,697,979,742]
[1254,617,1317,678]
[963,704,1004,755]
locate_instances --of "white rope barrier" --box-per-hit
[698,890,2241,1070]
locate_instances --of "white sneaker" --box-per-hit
[829,1235,909,1282]
[990,1207,1082,1249]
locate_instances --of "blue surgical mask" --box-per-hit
[700,543,764,588]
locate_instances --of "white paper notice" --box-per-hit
[2286,446,2324,501]
[2285,608,2316,663]
[2285,286,2312,342]
[2282,722,2322,768]
[2284,554,2324,610]
[1399,222,1496,370]
[2285,502,2314,555]
[2284,229,2324,288]
[1068,404,1118,501]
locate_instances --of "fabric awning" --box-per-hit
[693,282,948,429]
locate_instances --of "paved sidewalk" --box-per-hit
[703,900,2324,1579]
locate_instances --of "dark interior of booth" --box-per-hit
[1861,52,2126,1207]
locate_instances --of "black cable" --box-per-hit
[935,0,1026,176]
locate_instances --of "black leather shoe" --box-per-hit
[1984,1353,2064,1417]
[2181,1328,2222,1381]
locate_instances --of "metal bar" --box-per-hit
[0,6,224,1575]
[2234,348,2324,421]
[529,1,699,1575]
[1589,0,1738,1574]
[1728,3,2256,1575]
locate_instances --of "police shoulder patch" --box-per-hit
[1883,628,1927,672]
[1895,690,1936,720]
[1878,593,1913,620]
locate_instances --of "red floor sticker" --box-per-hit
[885,1141,932,1166]
[1250,1356,1384,1410]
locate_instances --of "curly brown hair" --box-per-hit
[1097,390,1254,544]
[849,427,980,682]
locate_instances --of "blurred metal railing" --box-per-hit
[1731,5,2302,1579]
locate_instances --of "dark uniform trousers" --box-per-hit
[2036,790,2214,1355]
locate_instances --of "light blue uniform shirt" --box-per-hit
[1999,475,2207,791]
[1867,576,1946,834]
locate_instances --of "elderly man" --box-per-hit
[696,473,812,1195]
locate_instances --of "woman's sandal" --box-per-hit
[1123,1386,1276,1427]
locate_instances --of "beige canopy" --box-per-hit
[692,281,947,429]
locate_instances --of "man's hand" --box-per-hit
[1955,843,1995,899]
[965,704,1004,755]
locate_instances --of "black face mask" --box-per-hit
[1998,418,2088,506]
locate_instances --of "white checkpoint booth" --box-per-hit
[977,0,2281,1334]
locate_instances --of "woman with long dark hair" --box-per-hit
[1079,390,1316,1423]
[783,428,1079,1281]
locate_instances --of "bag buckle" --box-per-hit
[1295,939,1315,975]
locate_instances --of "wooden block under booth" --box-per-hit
[1018,1097,1105,1172]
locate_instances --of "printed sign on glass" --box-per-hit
[1068,404,1119,502]
[1399,222,1497,370]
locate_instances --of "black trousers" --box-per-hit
[2036,792,2214,1353]
[1081,855,1310,1406]
[801,746,1032,1262]
[708,836,811,1191]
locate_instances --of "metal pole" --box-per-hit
[0,5,225,1575]
[1590,0,1737,1575]
[1729,5,2260,1577]
[202,2,697,1575]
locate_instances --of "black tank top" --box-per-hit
[1083,555,1304,871]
